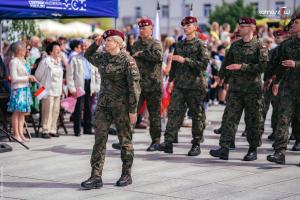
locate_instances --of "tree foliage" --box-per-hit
[209,0,262,31]
[6,20,41,42]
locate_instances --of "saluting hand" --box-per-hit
[94,35,103,46]
[282,60,295,68]
[226,64,242,71]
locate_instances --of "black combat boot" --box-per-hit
[112,142,121,150]
[188,144,201,156]
[267,151,286,165]
[81,176,103,190]
[241,130,247,137]
[243,148,257,161]
[292,141,300,151]
[146,142,161,151]
[267,132,275,140]
[229,142,236,150]
[213,128,221,135]
[159,142,173,153]
[108,128,117,135]
[116,174,132,187]
[209,147,229,160]
[173,133,178,143]
[289,133,295,140]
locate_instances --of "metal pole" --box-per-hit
[114,17,117,29]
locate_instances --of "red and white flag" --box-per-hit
[34,86,48,100]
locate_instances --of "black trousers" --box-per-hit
[74,80,92,135]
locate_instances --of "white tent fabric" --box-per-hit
[36,20,70,35]
[36,20,104,37]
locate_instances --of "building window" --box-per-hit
[275,1,285,10]
[204,4,212,17]
[135,7,141,18]
[251,2,259,12]
[162,5,169,18]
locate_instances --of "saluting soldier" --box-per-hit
[131,18,163,151]
[210,17,268,161]
[160,16,209,156]
[81,29,141,189]
[267,15,300,165]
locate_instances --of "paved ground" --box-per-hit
[0,105,299,200]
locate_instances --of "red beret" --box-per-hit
[138,19,153,27]
[238,17,256,26]
[181,16,197,26]
[103,29,125,41]
[273,30,286,37]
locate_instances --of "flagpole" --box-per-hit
[154,1,161,41]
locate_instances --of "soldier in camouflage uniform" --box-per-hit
[267,15,300,165]
[262,30,287,140]
[210,17,268,161]
[81,29,140,189]
[131,19,163,151]
[160,16,209,156]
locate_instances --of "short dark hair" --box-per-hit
[46,42,60,55]
[69,40,81,51]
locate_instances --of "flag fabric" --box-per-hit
[34,86,48,101]
[153,2,161,41]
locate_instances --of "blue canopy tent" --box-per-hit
[0,0,118,51]
[0,0,118,19]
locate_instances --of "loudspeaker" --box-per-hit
[0,143,12,153]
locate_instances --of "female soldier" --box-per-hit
[81,29,140,189]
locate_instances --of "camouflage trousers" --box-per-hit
[220,91,264,149]
[90,106,133,177]
[138,90,161,143]
[164,88,206,144]
[262,86,279,132]
[273,91,300,152]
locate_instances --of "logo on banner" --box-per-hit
[28,0,87,11]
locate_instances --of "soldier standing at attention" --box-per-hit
[210,17,268,161]
[267,15,300,165]
[160,16,209,156]
[131,18,163,151]
[81,29,140,189]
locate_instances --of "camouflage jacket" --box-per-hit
[84,43,141,113]
[263,46,280,81]
[219,37,268,93]
[169,37,209,91]
[132,37,163,92]
[274,36,300,94]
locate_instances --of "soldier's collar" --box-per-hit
[184,37,197,43]
[242,37,257,46]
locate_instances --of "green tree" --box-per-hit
[6,20,41,42]
[209,0,262,31]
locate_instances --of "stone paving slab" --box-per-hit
[0,105,299,200]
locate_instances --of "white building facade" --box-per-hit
[117,0,300,35]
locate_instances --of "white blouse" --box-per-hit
[35,56,64,97]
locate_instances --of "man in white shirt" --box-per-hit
[67,40,100,136]
[30,36,41,60]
